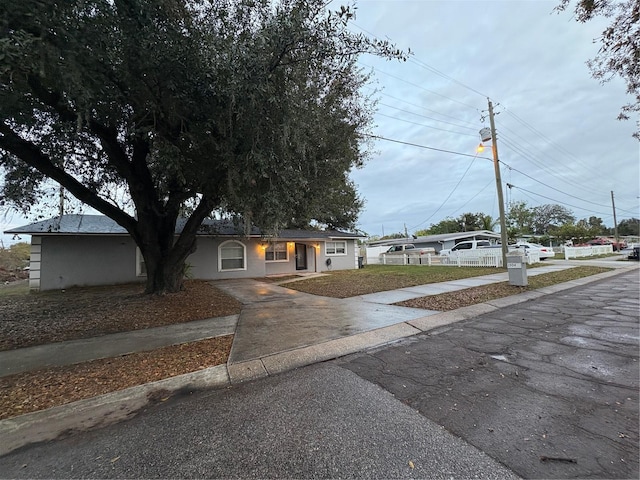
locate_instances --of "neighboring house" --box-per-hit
[368,230,501,253]
[5,215,363,291]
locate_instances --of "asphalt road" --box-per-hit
[340,269,639,479]
[0,270,637,479]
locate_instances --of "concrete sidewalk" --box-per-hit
[1,258,637,456]
[0,262,575,377]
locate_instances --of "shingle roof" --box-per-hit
[5,214,363,240]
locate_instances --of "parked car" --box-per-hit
[511,242,555,260]
[587,237,627,251]
[439,240,497,257]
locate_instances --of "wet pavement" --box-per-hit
[1,258,638,471]
[216,279,433,363]
[338,269,640,479]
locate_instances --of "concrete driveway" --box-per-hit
[214,279,436,363]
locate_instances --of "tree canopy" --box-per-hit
[557,0,640,139]
[415,212,496,236]
[0,0,405,293]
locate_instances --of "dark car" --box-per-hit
[628,246,639,261]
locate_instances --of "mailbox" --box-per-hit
[506,251,527,286]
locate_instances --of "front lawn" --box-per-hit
[286,265,507,298]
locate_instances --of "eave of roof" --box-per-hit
[4,215,363,240]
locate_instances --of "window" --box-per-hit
[326,241,347,255]
[136,248,147,277]
[265,242,288,262]
[219,241,246,271]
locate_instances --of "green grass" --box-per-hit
[569,253,624,260]
[0,280,29,297]
[287,264,507,298]
[286,264,613,299]
[525,266,611,288]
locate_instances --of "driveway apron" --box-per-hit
[214,279,435,364]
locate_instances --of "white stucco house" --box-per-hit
[5,215,363,291]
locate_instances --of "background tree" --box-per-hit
[0,241,30,270]
[416,212,492,236]
[586,216,606,235]
[459,212,485,231]
[480,214,497,232]
[551,221,592,245]
[556,0,640,139]
[506,201,535,236]
[531,204,575,235]
[0,0,405,293]
[418,217,462,235]
[617,217,640,236]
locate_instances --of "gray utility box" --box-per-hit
[506,252,528,286]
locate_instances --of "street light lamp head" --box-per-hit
[476,143,485,153]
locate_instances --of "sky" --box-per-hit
[1,0,639,246]
[345,0,639,238]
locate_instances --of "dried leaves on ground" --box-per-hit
[0,280,242,351]
[0,264,613,421]
[0,336,233,420]
[0,279,241,420]
[395,266,611,311]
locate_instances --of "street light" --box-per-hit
[479,99,509,267]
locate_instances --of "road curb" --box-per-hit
[0,364,229,457]
[1,265,636,457]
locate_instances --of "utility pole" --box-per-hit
[487,99,509,267]
[611,191,619,245]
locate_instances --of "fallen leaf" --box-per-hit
[408,461,414,469]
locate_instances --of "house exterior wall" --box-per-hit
[264,243,318,275]
[31,235,358,291]
[319,240,359,271]
[37,235,140,290]
[187,237,266,279]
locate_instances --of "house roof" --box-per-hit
[367,230,501,247]
[414,230,501,243]
[5,215,363,240]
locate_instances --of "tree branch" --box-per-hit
[0,123,136,232]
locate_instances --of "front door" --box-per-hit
[295,243,307,270]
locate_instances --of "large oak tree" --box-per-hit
[0,0,405,293]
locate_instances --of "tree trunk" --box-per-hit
[135,215,197,295]
[134,196,213,295]
[143,252,187,294]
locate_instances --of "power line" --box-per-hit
[446,179,495,218]
[408,57,489,99]
[364,87,479,127]
[375,112,477,137]
[500,160,619,211]
[377,102,477,131]
[509,183,613,218]
[408,154,480,231]
[351,21,489,100]
[359,61,480,110]
[365,134,492,160]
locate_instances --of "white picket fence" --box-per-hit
[377,250,541,268]
[378,253,440,265]
[564,245,613,259]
